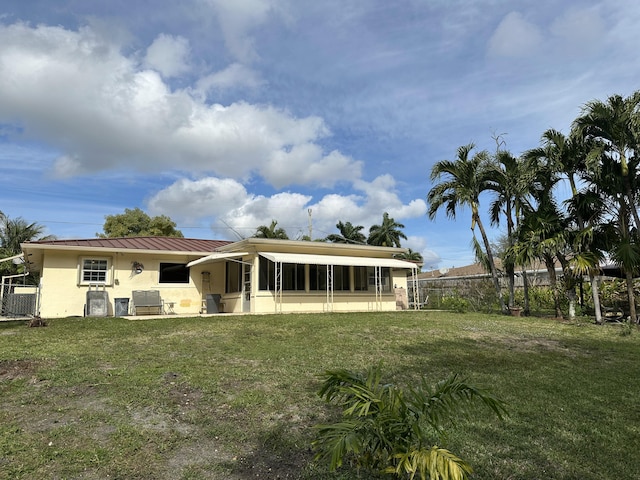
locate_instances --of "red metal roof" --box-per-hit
[23,236,233,252]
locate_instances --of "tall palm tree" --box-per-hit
[510,195,569,319]
[253,220,289,240]
[524,129,604,320]
[325,221,366,244]
[573,91,640,322]
[367,212,407,247]
[428,144,508,314]
[486,150,536,310]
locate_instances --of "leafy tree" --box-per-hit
[99,208,183,238]
[313,364,507,480]
[367,212,407,247]
[253,220,289,239]
[428,144,508,314]
[325,221,366,244]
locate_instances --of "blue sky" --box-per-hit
[1,0,639,268]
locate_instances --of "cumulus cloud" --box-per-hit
[0,22,361,188]
[144,34,191,77]
[147,174,427,241]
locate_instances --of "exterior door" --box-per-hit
[243,263,251,312]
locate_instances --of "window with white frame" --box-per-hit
[80,258,110,285]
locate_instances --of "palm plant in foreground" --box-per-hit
[313,364,507,480]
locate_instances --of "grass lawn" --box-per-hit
[0,311,639,479]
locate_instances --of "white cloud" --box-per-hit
[196,63,265,93]
[0,22,361,188]
[263,146,363,188]
[144,34,191,77]
[487,12,543,58]
[147,174,427,241]
[405,235,441,269]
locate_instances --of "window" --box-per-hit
[159,263,190,283]
[226,261,242,293]
[259,256,275,290]
[81,258,110,284]
[259,257,304,291]
[354,266,391,292]
[354,266,368,291]
[334,265,351,291]
[282,263,305,291]
[309,264,327,291]
[310,265,351,291]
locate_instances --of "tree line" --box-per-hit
[428,90,640,324]
[253,214,423,264]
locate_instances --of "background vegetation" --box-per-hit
[0,311,638,479]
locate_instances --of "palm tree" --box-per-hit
[395,248,424,264]
[486,150,536,310]
[524,129,605,320]
[367,212,407,247]
[325,221,366,244]
[573,92,640,229]
[0,213,55,277]
[428,144,508,314]
[511,195,569,319]
[313,364,507,480]
[573,91,640,322]
[253,220,289,239]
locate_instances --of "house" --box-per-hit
[18,236,420,318]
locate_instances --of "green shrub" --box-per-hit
[441,296,470,313]
[312,364,507,480]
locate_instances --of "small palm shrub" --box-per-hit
[312,364,507,479]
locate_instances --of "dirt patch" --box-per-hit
[0,359,40,381]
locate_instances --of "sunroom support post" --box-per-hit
[274,261,282,313]
[375,265,382,311]
[325,264,334,312]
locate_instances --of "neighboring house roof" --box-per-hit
[23,236,232,252]
[419,261,501,279]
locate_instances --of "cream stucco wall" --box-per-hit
[37,250,226,318]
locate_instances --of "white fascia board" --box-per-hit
[258,252,418,270]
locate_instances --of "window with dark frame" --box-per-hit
[282,263,305,291]
[333,265,351,291]
[354,266,368,291]
[309,264,327,291]
[259,256,275,290]
[159,263,190,283]
[226,261,242,293]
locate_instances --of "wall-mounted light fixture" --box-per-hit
[132,261,144,274]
